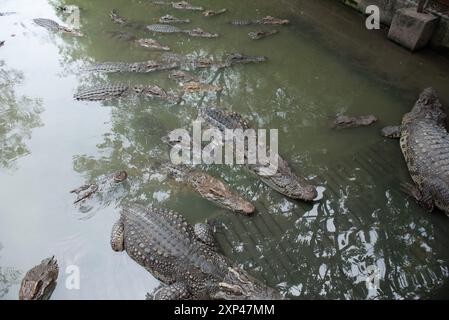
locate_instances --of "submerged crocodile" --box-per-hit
[19,257,58,300]
[231,16,290,26]
[168,70,200,82]
[184,28,219,38]
[181,81,222,93]
[203,9,227,17]
[332,114,378,129]
[200,107,317,201]
[110,9,128,25]
[107,31,171,50]
[162,162,255,215]
[146,24,218,38]
[171,1,203,11]
[159,14,190,24]
[225,53,267,66]
[74,84,180,103]
[33,18,83,36]
[84,60,178,73]
[248,30,278,40]
[399,88,449,216]
[70,171,128,204]
[111,204,283,299]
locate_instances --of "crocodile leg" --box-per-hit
[401,182,434,212]
[153,282,191,300]
[110,218,125,251]
[194,223,219,250]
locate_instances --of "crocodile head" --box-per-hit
[407,87,446,125]
[19,256,59,300]
[212,267,284,300]
[255,157,317,201]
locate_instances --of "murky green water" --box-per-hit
[1,0,449,299]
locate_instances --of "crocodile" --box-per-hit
[70,171,128,204]
[84,60,178,73]
[199,107,318,201]
[168,70,199,83]
[381,125,401,138]
[147,24,182,33]
[225,53,268,66]
[203,9,227,17]
[231,16,289,26]
[74,84,180,103]
[183,28,219,38]
[111,204,283,299]
[33,18,83,36]
[159,14,190,24]
[399,88,449,216]
[107,30,171,50]
[248,30,279,40]
[256,16,290,25]
[332,114,378,129]
[162,162,255,215]
[135,38,171,51]
[171,1,204,11]
[181,81,222,93]
[160,53,228,70]
[19,257,58,300]
[110,9,128,25]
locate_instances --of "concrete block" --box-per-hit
[388,7,439,51]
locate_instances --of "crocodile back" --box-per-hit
[147,24,182,33]
[121,205,229,293]
[400,88,449,213]
[74,84,131,101]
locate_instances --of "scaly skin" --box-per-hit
[147,24,182,33]
[200,107,317,201]
[163,163,255,215]
[400,88,449,216]
[70,171,128,204]
[111,204,283,299]
[74,84,179,102]
[19,257,58,300]
[33,18,83,36]
[85,61,178,73]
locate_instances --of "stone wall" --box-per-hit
[338,0,449,50]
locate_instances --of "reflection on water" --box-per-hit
[0,243,22,299]
[0,62,43,170]
[0,0,449,299]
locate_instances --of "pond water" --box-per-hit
[1,0,449,299]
